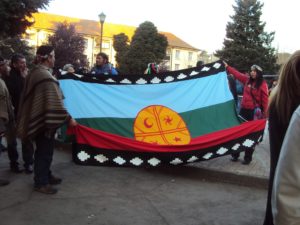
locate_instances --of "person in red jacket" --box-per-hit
[224,62,269,164]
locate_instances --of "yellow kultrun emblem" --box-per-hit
[134,105,191,145]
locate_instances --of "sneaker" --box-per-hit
[0,179,9,186]
[34,184,57,194]
[49,175,62,185]
[10,165,23,173]
[24,165,33,174]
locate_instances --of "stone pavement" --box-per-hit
[0,128,270,190]
[189,129,270,189]
[0,131,271,225]
[0,136,269,225]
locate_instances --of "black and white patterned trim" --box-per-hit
[59,61,224,85]
[72,131,263,167]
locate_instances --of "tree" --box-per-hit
[112,33,130,73]
[47,22,87,71]
[0,36,35,67]
[113,21,168,74]
[216,0,278,74]
[0,0,51,38]
[198,50,211,64]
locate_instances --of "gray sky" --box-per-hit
[43,0,300,53]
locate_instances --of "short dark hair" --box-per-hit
[97,52,109,63]
[11,53,25,66]
[35,45,54,63]
[36,45,54,56]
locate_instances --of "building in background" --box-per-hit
[197,50,219,64]
[25,12,199,71]
[276,52,291,66]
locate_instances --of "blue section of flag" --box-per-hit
[60,71,233,119]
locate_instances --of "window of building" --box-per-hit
[166,49,171,56]
[175,50,180,60]
[188,52,193,61]
[102,42,110,49]
[84,38,88,49]
[175,64,180,70]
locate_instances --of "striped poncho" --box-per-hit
[17,64,70,140]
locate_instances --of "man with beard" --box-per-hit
[3,54,34,173]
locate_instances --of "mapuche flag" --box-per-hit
[60,61,266,167]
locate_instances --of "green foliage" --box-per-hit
[113,33,130,73]
[113,21,168,74]
[0,36,35,67]
[47,22,88,71]
[216,0,279,74]
[0,0,51,38]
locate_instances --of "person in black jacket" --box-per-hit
[3,54,34,173]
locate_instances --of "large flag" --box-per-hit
[60,61,266,167]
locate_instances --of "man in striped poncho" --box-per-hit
[17,46,77,194]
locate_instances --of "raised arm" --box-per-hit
[223,62,249,84]
[225,65,249,85]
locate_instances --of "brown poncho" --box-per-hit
[0,79,14,133]
[17,65,70,140]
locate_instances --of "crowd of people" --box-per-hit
[0,45,77,194]
[1,45,300,224]
[0,48,120,193]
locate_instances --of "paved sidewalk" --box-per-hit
[0,132,270,225]
[0,128,270,190]
[0,148,268,225]
[190,128,270,188]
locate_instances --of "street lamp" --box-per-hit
[98,12,106,53]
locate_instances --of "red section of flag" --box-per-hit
[68,119,266,153]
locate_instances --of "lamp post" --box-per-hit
[98,12,106,53]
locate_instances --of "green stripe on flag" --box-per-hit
[76,117,134,138]
[181,100,240,137]
[76,100,240,138]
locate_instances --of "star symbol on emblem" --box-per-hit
[164,115,173,125]
[174,137,181,142]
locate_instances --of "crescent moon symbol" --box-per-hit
[144,118,153,128]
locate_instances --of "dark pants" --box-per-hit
[232,108,255,161]
[0,137,6,152]
[6,127,34,168]
[0,136,2,153]
[34,133,55,187]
